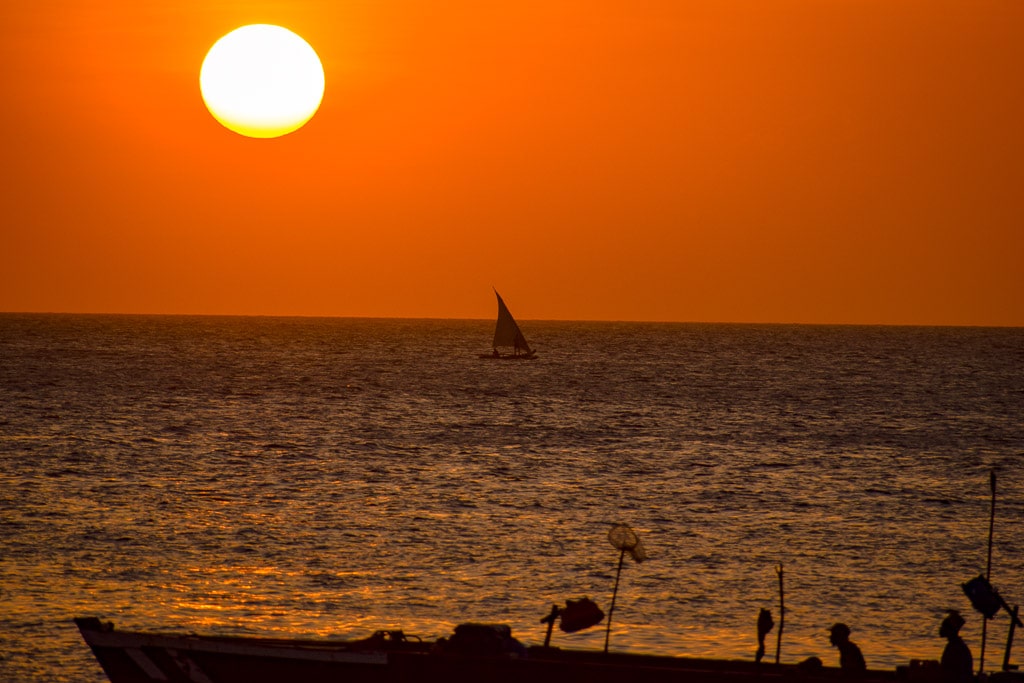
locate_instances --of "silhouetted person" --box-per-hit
[756,608,774,663]
[939,611,973,683]
[829,623,866,676]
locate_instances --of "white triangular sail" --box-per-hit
[492,291,533,356]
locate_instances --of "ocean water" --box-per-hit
[1,314,1022,682]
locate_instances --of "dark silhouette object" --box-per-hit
[435,623,526,657]
[798,656,824,672]
[963,575,1002,619]
[962,574,1024,672]
[350,629,413,649]
[756,608,774,663]
[540,598,605,647]
[981,469,998,674]
[1004,604,1021,673]
[939,611,974,683]
[776,564,785,664]
[962,470,1023,675]
[829,623,867,676]
[541,604,560,646]
[604,523,647,654]
[560,597,605,633]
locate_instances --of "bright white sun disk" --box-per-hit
[200,24,325,138]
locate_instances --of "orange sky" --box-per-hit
[2,1,1022,325]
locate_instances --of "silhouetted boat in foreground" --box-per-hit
[76,616,912,683]
[480,289,537,359]
[76,489,1023,683]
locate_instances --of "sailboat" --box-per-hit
[481,289,538,359]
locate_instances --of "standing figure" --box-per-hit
[939,611,973,683]
[829,623,866,676]
[756,608,774,663]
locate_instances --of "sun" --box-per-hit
[200,24,325,139]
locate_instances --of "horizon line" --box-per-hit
[1,310,1021,330]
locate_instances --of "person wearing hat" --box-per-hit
[829,623,866,676]
[939,611,973,683]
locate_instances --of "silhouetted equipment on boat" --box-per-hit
[436,623,527,657]
[480,289,537,359]
[776,563,786,664]
[964,575,1005,620]
[540,598,605,647]
[1006,606,1022,675]
[963,574,1023,673]
[980,468,999,674]
[968,469,1023,675]
[605,523,647,654]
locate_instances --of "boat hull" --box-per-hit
[75,617,905,683]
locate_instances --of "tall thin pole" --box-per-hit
[605,550,625,654]
[980,469,997,675]
[987,469,997,578]
[775,564,785,665]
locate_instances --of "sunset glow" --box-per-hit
[1,1,1021,325]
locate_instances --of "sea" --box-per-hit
[1,314,1022,682]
